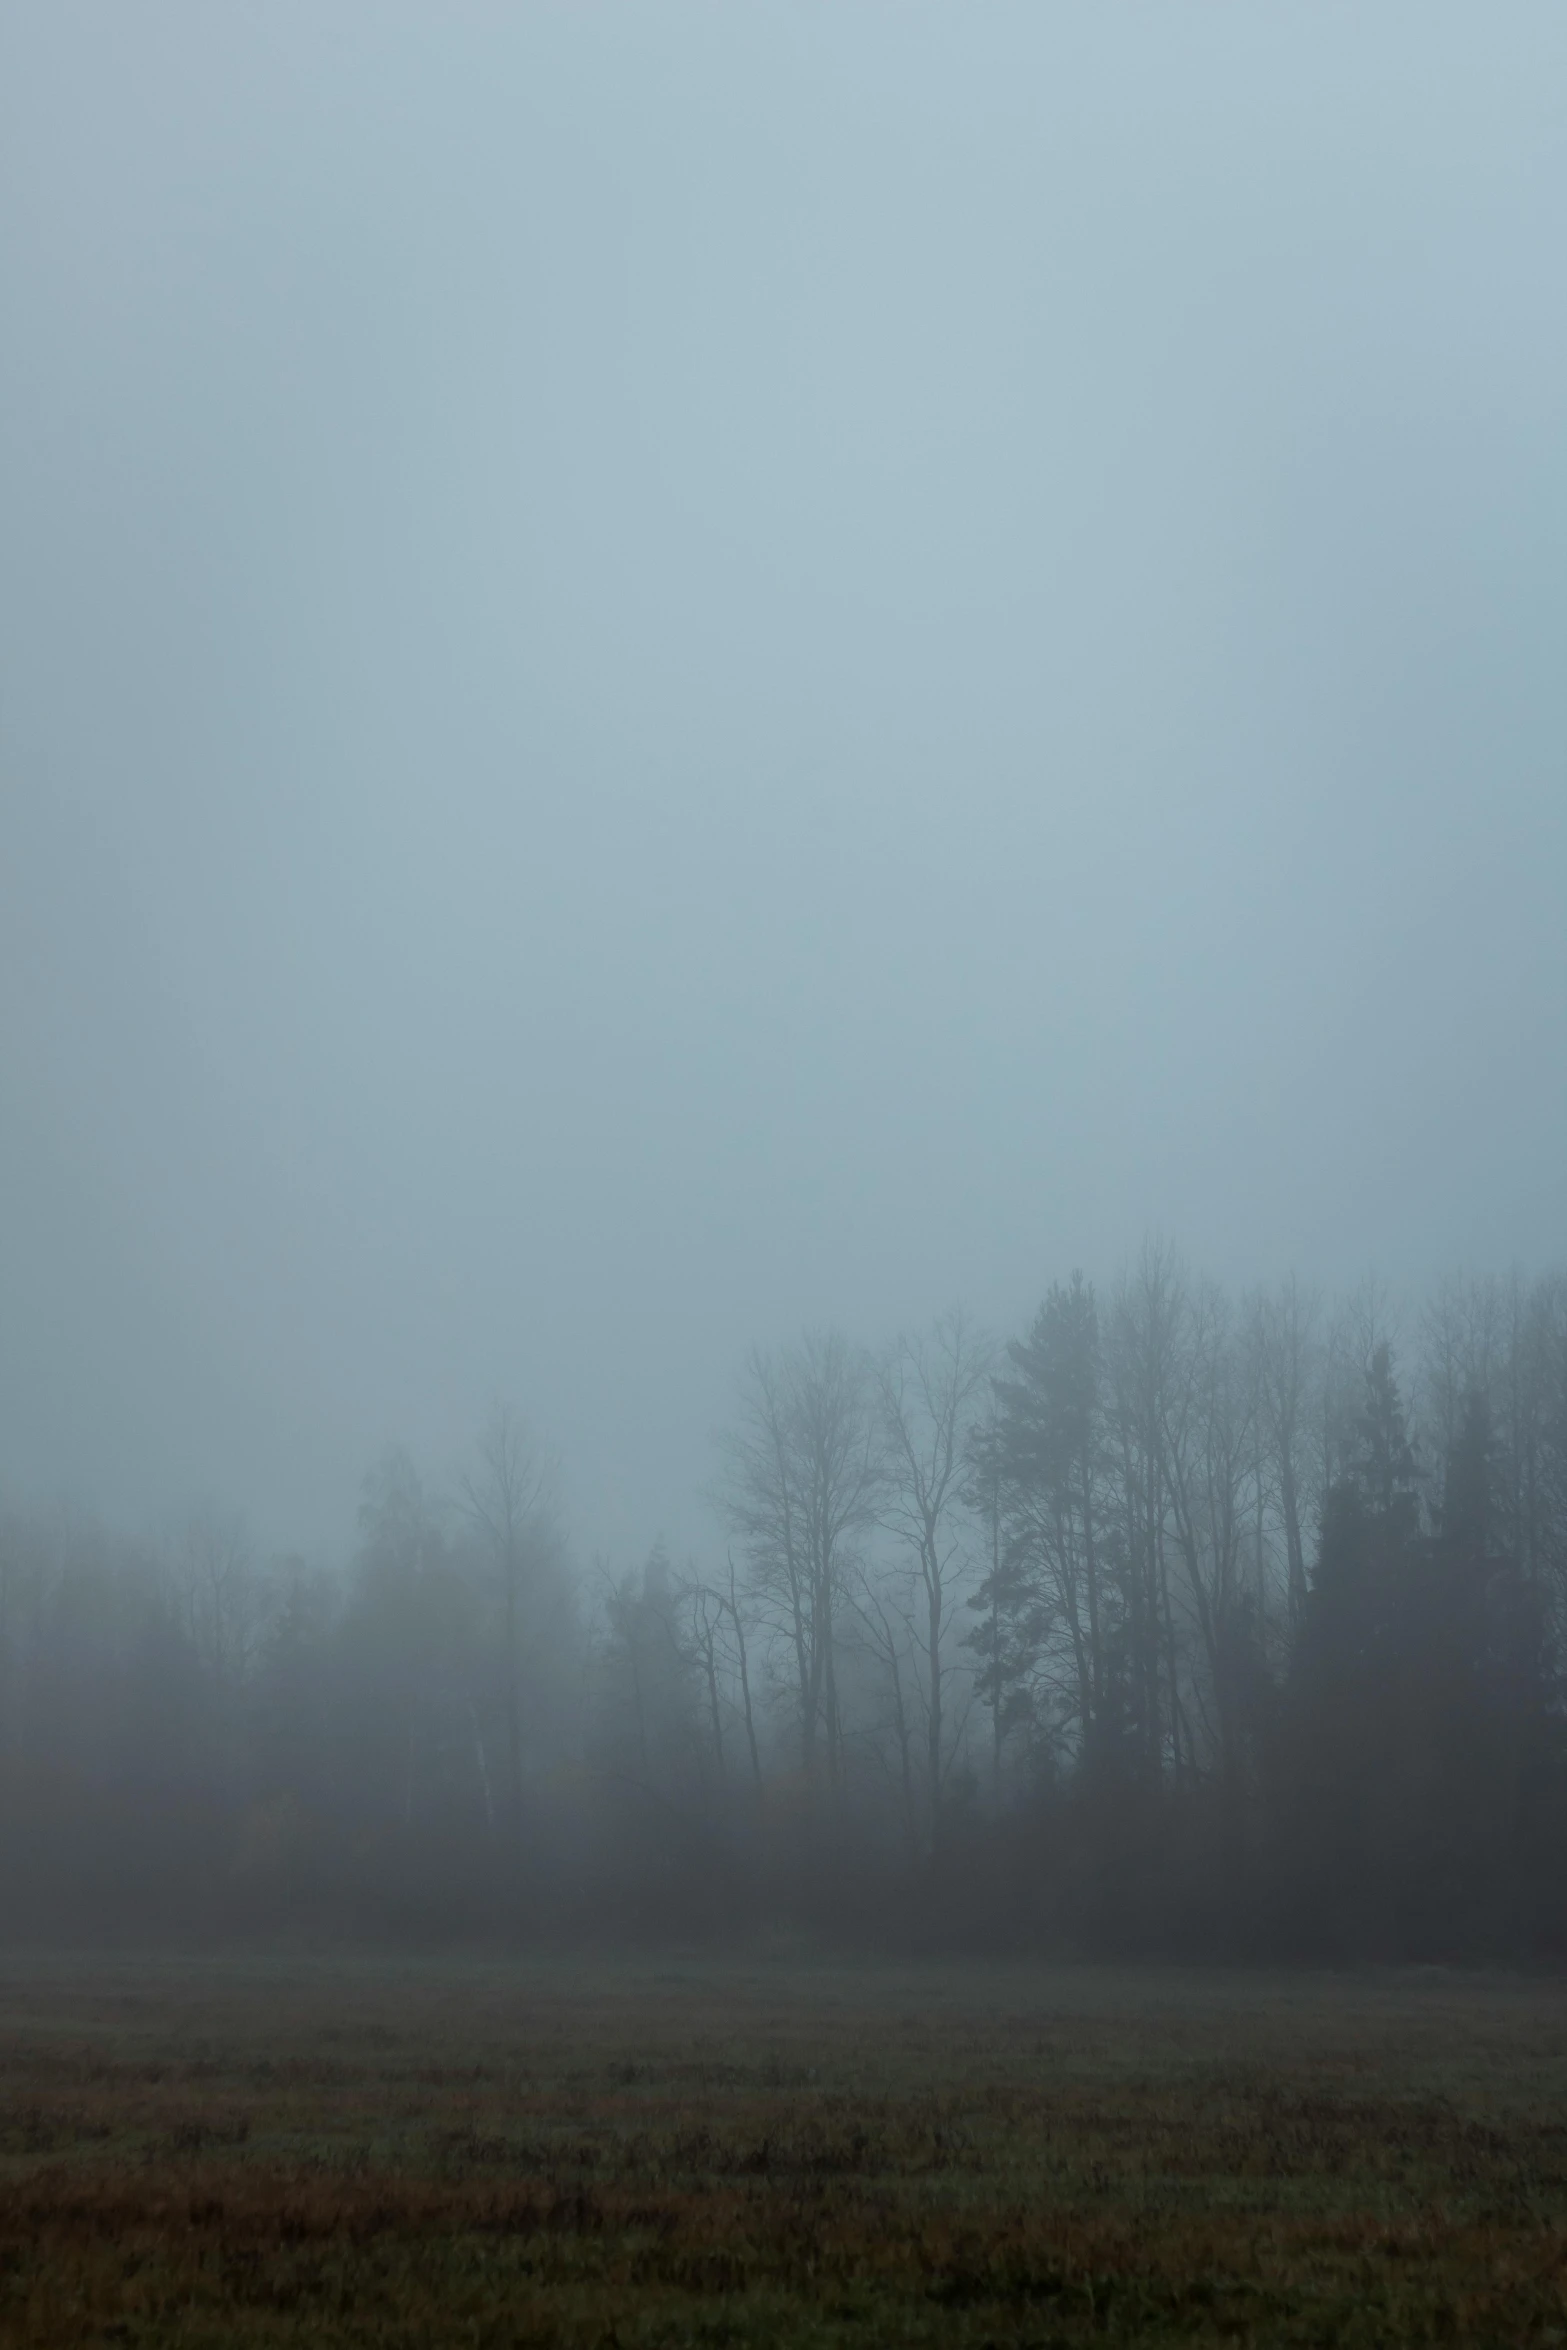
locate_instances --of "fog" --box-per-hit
[2,4,1564,1568]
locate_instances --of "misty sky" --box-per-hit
[2,5,1564,1568]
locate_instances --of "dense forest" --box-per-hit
[3,1248,1565,1959]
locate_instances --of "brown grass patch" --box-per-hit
[0,1952,1564,2343]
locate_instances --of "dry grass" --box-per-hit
[0,1947,1564,2344]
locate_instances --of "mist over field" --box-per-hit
[1,7,1565,1968]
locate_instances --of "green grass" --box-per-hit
[0,1947,1565,2343]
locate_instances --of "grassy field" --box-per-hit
[0,1947,1565,2345]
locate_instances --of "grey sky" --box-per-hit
[2,5,1563,1568]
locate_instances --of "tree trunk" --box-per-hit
[926,1532,942,1850]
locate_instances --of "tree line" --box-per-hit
[2,1249,1565,1956]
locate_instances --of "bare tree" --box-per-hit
[989,1276,1113,1776]
[715,1330,881,1805]
[461,1402,553,1850]
[877,1308,993,1846]
[962,1388,1011,1801]
[594,1543,706,1805]
[1161,1280,1260,1831]
[680,1577,729,1786]
[723,1549,764,1791]
[1106,1238,1190,1784]
[170,1507,257,1693]
[674,1557,768,1795]
[848,1565,921,1856]
[1253,1276,1320,1640]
